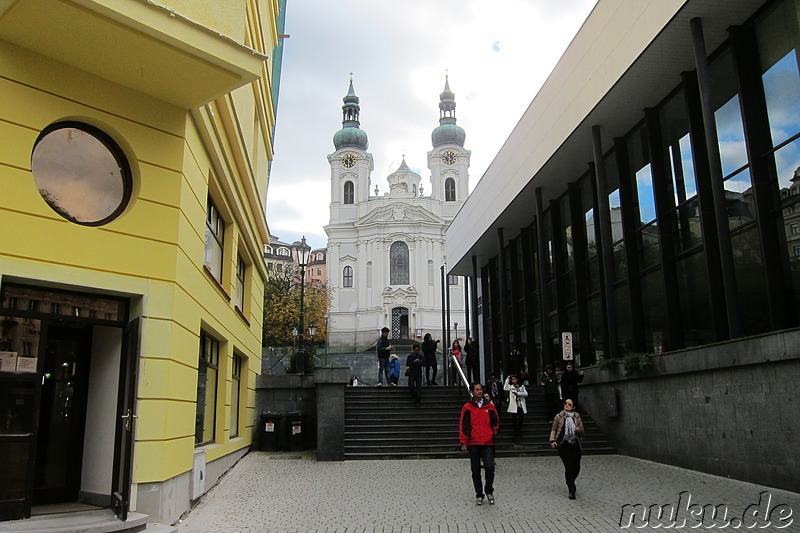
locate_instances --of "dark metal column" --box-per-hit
[535,188,554,364]
[690,17,740,337]
[440,265,448,386]
[730,25,790,330]
[681,71,729,341]
[471,255,480,347]
[645,108,684,350]
[614,137,646,352]
[497,228,510,375]
[520,226,540,374]
[591,126,619,358]
[569,181,593,364]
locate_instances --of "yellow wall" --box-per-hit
[0,0,274,488]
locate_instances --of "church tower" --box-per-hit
[329,78,374,207]
[428,76,470,203]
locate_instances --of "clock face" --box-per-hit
[342,154,357,168]
[442,151,457,165]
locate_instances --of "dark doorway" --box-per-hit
[392,307,409,339]
[33,323,92,505]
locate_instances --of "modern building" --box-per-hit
[325,78,468,351]
[446,0,799,491]
[0,0,284,525]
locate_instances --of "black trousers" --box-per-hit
[468,445,495,497]
[510,411,524,438]
[425,363,438,384]
[558,441,581,491]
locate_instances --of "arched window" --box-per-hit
[390,241,409,285]
[445,178,456,202]
[343,266,353,287]
[344,181,354,204]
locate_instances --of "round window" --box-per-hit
[31,122,132,226]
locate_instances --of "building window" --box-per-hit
[445,178,456,201]
[204,197,225,282]
[31,122,132,226]
[317,268,322,275]
[278,248,290,256]
[195,331,220,445]
[230,354,242,438]
[794,245,800,257]
[448,275,459,286]
[343,266,354,287]
[235,255,246,311]
[390,241,410,284]
[792,224,799,235]
[265,245,273,254]
[344,180,354,204]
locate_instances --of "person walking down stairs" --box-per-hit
[406,344,425,407]
[503,374,528,443]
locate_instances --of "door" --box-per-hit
[111,318,139,521]
[33,323,92,504]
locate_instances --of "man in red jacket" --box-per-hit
[459,382,500,505]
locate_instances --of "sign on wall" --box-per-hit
[562,332,573,361]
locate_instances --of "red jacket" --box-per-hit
[459,399,500,446]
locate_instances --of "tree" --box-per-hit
[262,265,331,350]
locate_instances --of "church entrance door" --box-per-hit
[391,307,409,339]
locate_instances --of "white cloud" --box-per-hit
[267,0,598,249]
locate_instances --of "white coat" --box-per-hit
[503,377,528,414]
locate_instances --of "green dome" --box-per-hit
[334,78,369,150]
[334,127,369,150]
[432,122,465,147]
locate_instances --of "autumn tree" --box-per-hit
[262,265,331,351]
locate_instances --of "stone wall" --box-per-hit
[579,329,800,492]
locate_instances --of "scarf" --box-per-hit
[563,411,577,444]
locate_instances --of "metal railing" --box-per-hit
[450,351,470,393]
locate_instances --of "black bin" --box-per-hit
[285,411,306,451]
[259,411,284,451]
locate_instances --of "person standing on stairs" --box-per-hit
[376,327,393,386]
[421,333,440,385]
[406,343,425,407]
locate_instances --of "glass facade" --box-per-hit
[472,0,800,373]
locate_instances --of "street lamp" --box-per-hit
[454,322,459,342]
[292,236,312,374]
[323,314,329,367]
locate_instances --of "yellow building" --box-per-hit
[0,0,283,525]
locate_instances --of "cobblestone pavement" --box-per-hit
[177,451,799,533]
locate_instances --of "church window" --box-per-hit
[367,261,373,287]
[390,241,410,285]
[445,178,456,201]
[428,260,434,285]
[343,266,354,287]
[344,181,354,204]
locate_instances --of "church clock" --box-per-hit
[342,153,357,168]
[441,151,457,165]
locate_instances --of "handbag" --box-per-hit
[405,367,412,377]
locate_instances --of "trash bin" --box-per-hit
[285,411,306,451]
[259,411,284,451]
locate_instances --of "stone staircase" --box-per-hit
[344,385,616,460]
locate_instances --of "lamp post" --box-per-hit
[323,314,329,366]
[292,236,311,374]
[308,322,317,364]
[454,322,459,343]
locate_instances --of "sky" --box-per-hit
[266,0,599,250]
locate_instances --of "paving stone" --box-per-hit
[177,451,800,533]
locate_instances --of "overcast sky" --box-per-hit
[266,0,598,250]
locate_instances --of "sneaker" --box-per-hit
[475,496,484,506]
[487,494,495,505]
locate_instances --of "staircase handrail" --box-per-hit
[450,351,470,393]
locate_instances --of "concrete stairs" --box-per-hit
[344,385,616,460]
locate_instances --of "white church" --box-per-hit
[325,78,468,350]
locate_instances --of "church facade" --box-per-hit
[325,79,467,350]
